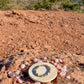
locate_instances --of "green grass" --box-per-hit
[0,0,84,13]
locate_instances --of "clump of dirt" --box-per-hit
[0,10,84,84]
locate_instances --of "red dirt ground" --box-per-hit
[0,10,84,84]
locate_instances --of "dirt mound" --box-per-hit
[0,10,84,84]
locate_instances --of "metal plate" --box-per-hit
[28,62,57,82]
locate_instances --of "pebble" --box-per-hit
[42,57,47,60]
[20,74,24,77]
[28,60,31,63]
[24,61,28,65]
[67,83,70,84]
[50,61,54,64]
[53,63,57,66]
[8,72,12,78]
[62,66,67,72]
[8,71,12,75]
[60,71,66,77]
[57,65,62,69]
[16,76,20,79]
[61,61,65,65]
[59,59,63,63]
[46,60,49,63]
[17,78,23,83]
[58,70,61,73]
[33,58,38,63]
[16,74,24,78]
[16,76,23,83]
[55,59,59,63]
[8,72,16,78]
[21,64,26,69]
[15,70,21,75]
[37,59,43,63]
[66,76,71,79]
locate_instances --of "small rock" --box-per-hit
[55,59,59,63]
[21,64,26,69]
[60,71,66,77]
[57,65,62,69]
[8,72,16,78]
[46,60,49,63]
[24,61,28,65]
[17,78,23,83]
[42,57,47,60]
[61,61,65,65]
[37,59,42,63]
[62,65,67,72]
[50,61,54,64]
[53,63,57,66]
[33,58,38,63]
[59,59,63,63]
[66,76,71,79]
[15,70,21,75]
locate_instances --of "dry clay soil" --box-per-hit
[0,10,84,84]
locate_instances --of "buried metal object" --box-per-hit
[28,62,57,82]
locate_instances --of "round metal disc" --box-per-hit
[28,62,57,82]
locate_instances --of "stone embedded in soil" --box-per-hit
[60,71,66,77]
[8,72,17,78]
[37,59,43,63]
[66,76,71,79]
[24,61,28,65]
[33,58,39,63]
[16,74,24,79]
[50,61,54,64]
[15,70,21,75]
[61,61,65,65]
[17,78,23,83]
[21,64,26,69]
[55,59,59,63]
[59,59,63,63]
[57,65,62,69]
[46,60,49,63]
[42,57,47,60]
[62,66,67,72]
[53,63,57,66]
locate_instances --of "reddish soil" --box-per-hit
[0,10,84,84]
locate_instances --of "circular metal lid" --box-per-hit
[28,62,57,82]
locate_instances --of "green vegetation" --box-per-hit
[0,0,10,10]
[0,0,84,13]
[34,0,51,10]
